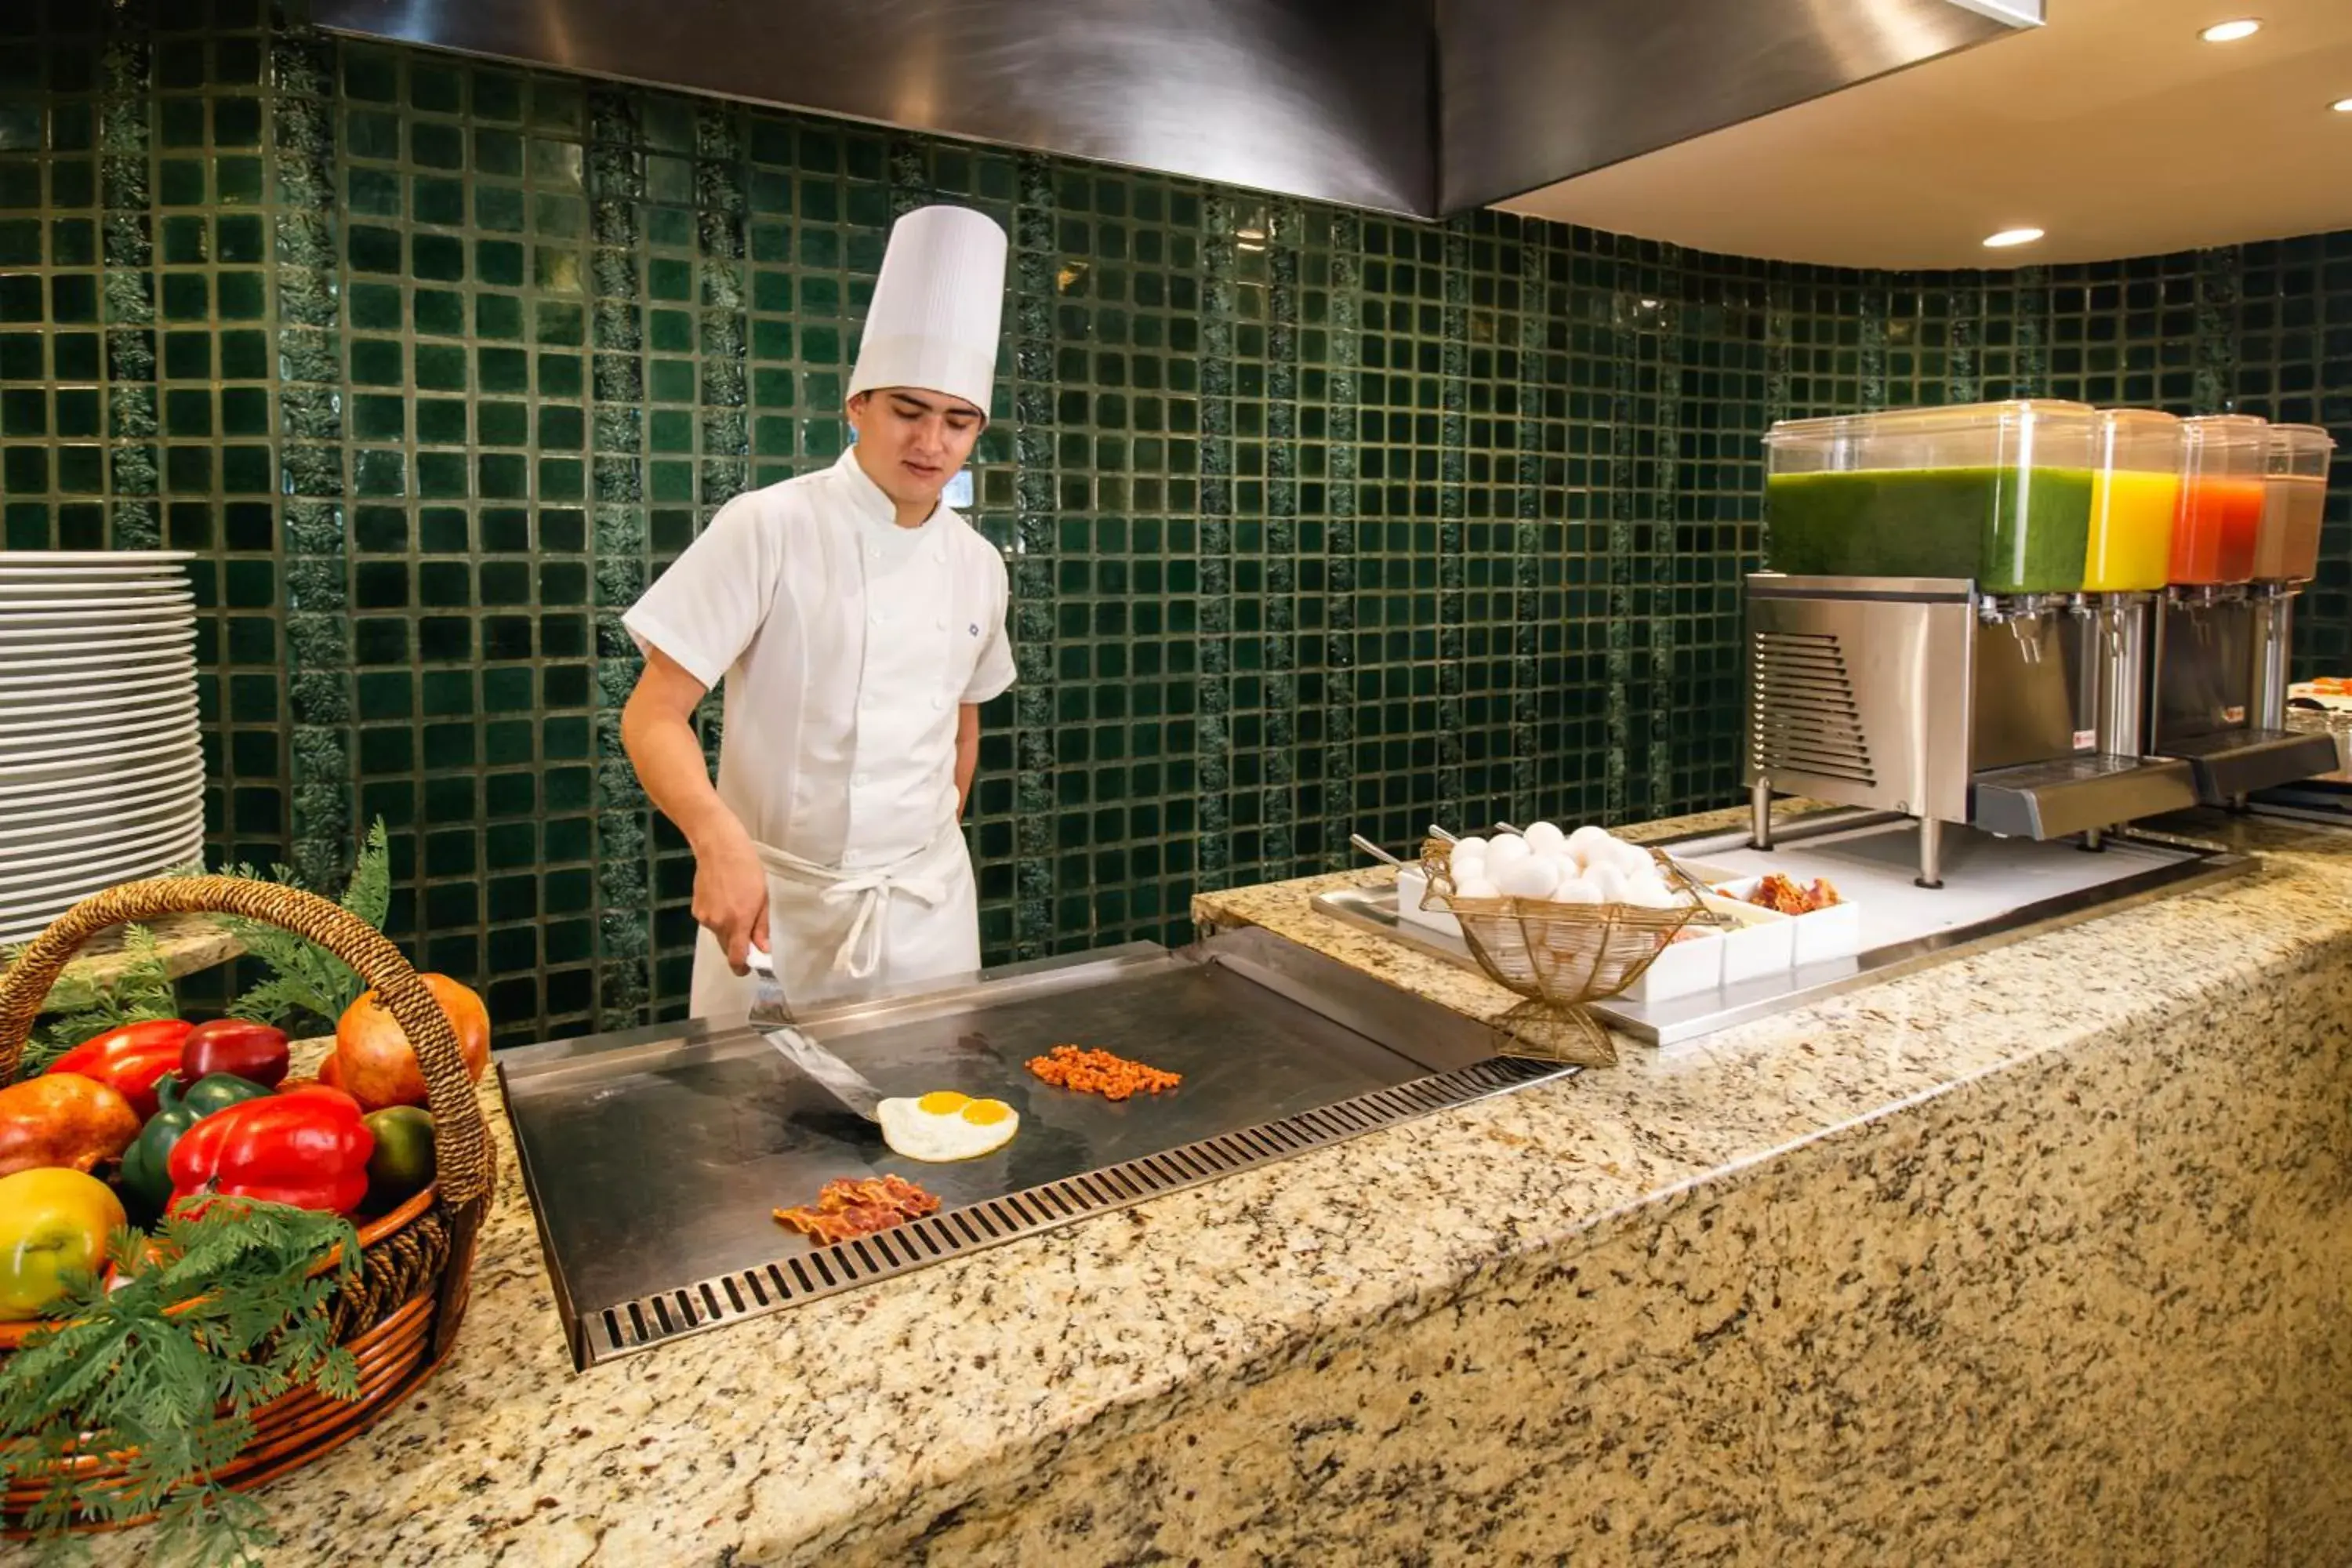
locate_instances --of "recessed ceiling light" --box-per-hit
[1983,227,2045,249]
[2199,18,2261,42]
[2332,96,2352,113]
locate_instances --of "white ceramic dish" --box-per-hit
[1619,924,1724,1002]
[0,670,198,713]
[0,777,203,843]
[0,591,197,614]
[1708,878,1861,967]
[0,630,197,666]
[0,615,198,643]
[0,550,194,568]
[0,728,200,789]
[1393,866,1463,938]
[0,694,198,749]
[0,822,205,911]
[0,742,205,804]
[1702,894,1797,983]
[0,802,205,877]
[0,578,186,597]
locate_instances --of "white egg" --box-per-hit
[1606,840,1656,878]
[1585,863,1628,904]
[1495,858,1562,899]
[1454,875,1501,901]
[877,1092,1021,1163]
[1566,825,1617,866]
[1620,872,1677,909]
[1523,821,1566,856]
[1450,834,1490,859]
[1486,833,1530,868]
[1549,876,1601,904]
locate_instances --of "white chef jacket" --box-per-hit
[622,447,1016,1015]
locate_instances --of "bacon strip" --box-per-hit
[774,1174,942,1243]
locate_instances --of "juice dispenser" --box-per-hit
[2147,415,2338,798]
[1749,401,2196,887]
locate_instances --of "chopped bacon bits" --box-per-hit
[1025,1044,1182,1102]
[1746,873,1842,916]
[773,1174,942,1245]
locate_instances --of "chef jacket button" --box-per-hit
[931,549,944,564]
[934,616,948,630]
[870,611,884,626]
[930,695,945,710]
[853,771,869,787]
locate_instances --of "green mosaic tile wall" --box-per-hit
[2,2,2347,1043]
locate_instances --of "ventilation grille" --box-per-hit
[582,1055,1568,1365]
[1749,630,1875,783]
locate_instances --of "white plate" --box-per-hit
[0,632,198,671]
[0,667,195,710]
[0,590,197,612]
[0,615,198,643]
[0,742,204,804]
[0,550,195,568]
[0,815,205,895]
[0,802,206,877]
[0,827,208,933]
[0,714,203,780]
[0,662,198,695]
[0,577,186,597]
[0,686,199,731]
[0,768,204,837]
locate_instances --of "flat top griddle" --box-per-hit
[500,931,1567,1367]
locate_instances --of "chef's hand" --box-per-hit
[691,820,770,975]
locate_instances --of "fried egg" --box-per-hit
[877,1090,1021,1162]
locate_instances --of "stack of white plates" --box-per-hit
[0,551,205,943]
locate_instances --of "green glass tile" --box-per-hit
[347,107,400,162]
[160,272,207,320]
[416,342,468,390]
[538,352,582,397]
[50,220,93,266]
[481,506,529,551]
[416,397,468,444]
[413,176,465,225]
[216,270,262,319]
[50,273,95,322]
[348,223,401,273]
[220,330,265,378]
[414,287,464,336]
[213,96,261,147]
[475,292,524,340]
[347,281,401,332]
[538,404,583,448]
[350,394,404,441]
[475,399,525,445]
[477,344,527,393]
[419,507,469,552]
[344,46,400,103]
[162,330,209,378]
[413,233,464,282]
[416,450,468,496]
[475,183,524,233]
[215,157,262,204]
[164,387,211,434]
[349,336,402,386]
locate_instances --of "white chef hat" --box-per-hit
[847,205,1009,417]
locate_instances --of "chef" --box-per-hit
[619,205,1015,1018]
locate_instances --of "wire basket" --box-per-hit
[1417,839,1711,1066]
[0,876,495,1534]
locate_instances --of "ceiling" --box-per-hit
[1501,0,2352,268]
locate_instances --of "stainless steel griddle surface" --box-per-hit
[504,947,1462,1329]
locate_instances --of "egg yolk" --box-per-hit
[960,1098,1013,1126]
[916,1091,972,1116]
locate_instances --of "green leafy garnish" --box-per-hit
[0,1200,362,1566]
[216,818,392,1033]
[2,923,179,1077]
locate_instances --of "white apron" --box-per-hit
[627,451,1016,1022]
[688,823,981,1018]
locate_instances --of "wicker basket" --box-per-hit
[1417,839,1709,1066]
[0,876,495,1534]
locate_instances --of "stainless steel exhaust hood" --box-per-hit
[311,0,2040,218]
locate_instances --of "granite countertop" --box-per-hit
[2,913,241,1014]
[74,803,2352,1566]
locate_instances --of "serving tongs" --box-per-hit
[745,946,883,1123]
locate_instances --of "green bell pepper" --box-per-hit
[118,1073,279,1214]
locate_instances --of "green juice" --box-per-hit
[1766,466,2096,593]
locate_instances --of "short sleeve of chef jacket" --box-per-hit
[962,539,1018,706]
[620,490,777,691]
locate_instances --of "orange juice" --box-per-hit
[2081,469,2178,590]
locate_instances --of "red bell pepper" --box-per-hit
[47,1018,194,1120]
[166,1084,376,1214]
[180,1017,291,1089]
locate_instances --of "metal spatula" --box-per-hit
[745,946,882,1123]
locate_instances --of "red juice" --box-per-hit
[2168,476,2265,584]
